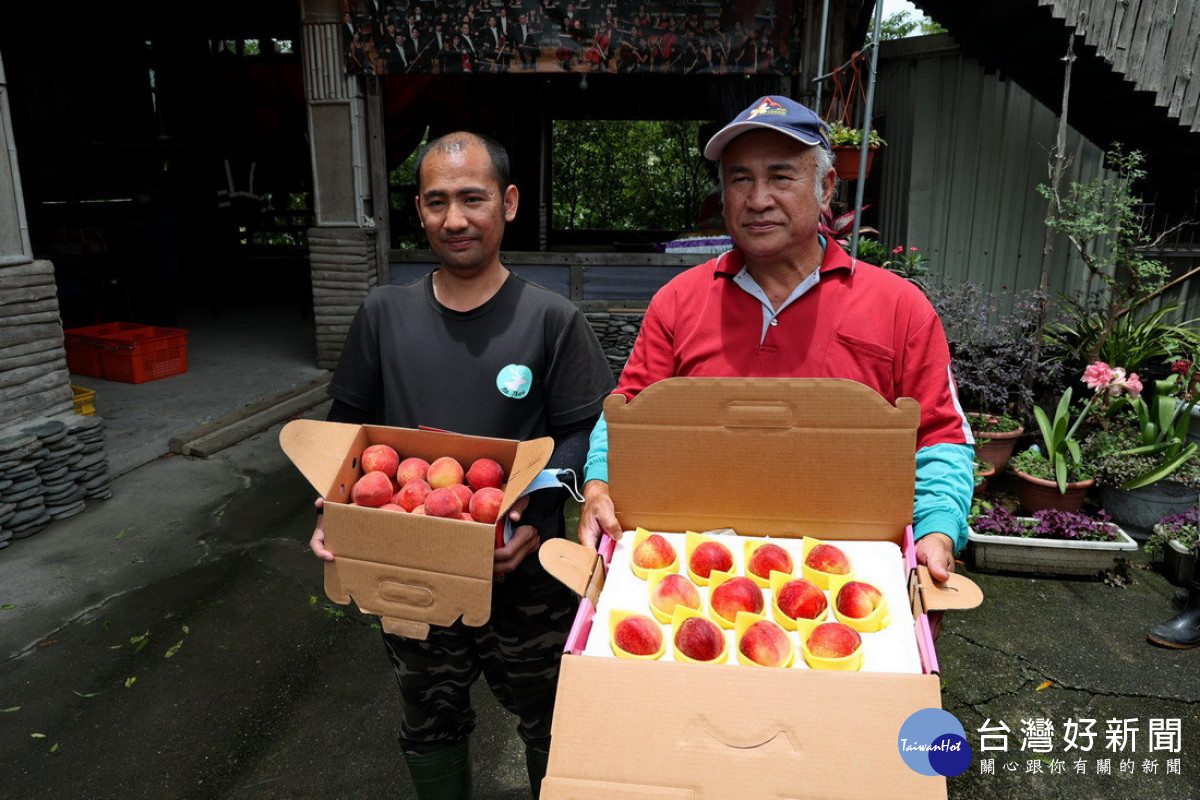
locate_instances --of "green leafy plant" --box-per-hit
[1091,360,1200,489]
[1046,303,1200,382]
[827,122,886,148]
[1037,146,1191,366]
[1018,360,1141,492]
[1145,505,1200,558]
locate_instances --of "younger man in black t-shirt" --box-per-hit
[310,131,613,799]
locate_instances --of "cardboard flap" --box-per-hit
[605,378,920,542]
[279,419,364,495]
[909,566,984,614]
[539,538,606,606]
[506,437,556,509]
[546,655,947,800]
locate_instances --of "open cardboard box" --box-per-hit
[539,378,982,800]
[280,419,553,640]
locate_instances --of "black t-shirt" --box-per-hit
[331,271,613,437]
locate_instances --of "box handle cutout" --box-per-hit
[722,401,793,430]
[378,581,436,608]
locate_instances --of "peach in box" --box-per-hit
[396,478,432,512]
[746,540,794,586]
[610,611,664,659]
[735,613,795,668]
[465,457,505,491]
[397,457,430,486]
[805,621,861,659]
[708,572,765,628]
[351,471,394,508]
[630,528,678,578]
[802,537,854,589]
[424,487,463,519]
[648,571,702,624]
[771,574,828,628]
[685,531,734,585]
[469,486,504,524]
[670,607,727,664]
[831,575,891,632]
[427,456,465,489]
[361,444,400,479]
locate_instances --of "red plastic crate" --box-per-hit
[64,322,146,378]
[95,326,188,384]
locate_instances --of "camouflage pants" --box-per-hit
[381,572,578,755]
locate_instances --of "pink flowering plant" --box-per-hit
[1015,361,1143,492]
[1095,357,1200,490]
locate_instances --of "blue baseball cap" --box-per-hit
[703,95,831,160]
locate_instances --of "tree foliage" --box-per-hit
[552,119,709,231]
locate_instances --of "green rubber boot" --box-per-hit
[525,746,550,799]
[403,740,472,800]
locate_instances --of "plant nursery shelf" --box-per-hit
[968,524,1138,577]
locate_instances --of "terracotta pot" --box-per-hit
[972,426,1025,475]
[832,145,877,181]
[974,463,996,496]
[1013,468,1095,514]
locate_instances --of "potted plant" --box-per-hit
[1088,366,1200,535]
[925,283,1059,473]
[968,506,1137,577]
[968,413,1025,477]
[974,457,996,496]
[827,122,885,181]
[1010,361,1142,513]
[1146,505,1199,585]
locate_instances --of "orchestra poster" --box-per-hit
[342,0,804,76]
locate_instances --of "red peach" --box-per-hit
[633,534,677,571]
[396,457,430,486]
[649,573,702,617]
[361,444,400,479]
[427,456,465,489]
[710,576,765,622]
[673,616,725,662]
[738,619,792,667]
[411,505,426,515]
[747,543,794,581]
[805,543,852,575]
[396,478,432,512]
[378,502,406,512]
[688,540,734,579]
[776,578,828,621]
[613,614,663,656]
[351,471,394,508]
[836,581,883,619]
[468,486,505,524]
[448,482,474,509]
[806,622,862,659]
[424,487,463,519]
[465,458,506,491]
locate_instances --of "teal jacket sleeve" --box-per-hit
[914,442,974,553]
[583,414,609,484]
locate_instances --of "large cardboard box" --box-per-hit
[280,419,553,639]
[539,378,982,799]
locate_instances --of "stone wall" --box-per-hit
[585,310,645,382]
[0,259,111,549]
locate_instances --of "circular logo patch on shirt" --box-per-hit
[496,364,533,399]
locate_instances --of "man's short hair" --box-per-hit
[414,131,512,191]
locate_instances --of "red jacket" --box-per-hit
[614,243,971,451]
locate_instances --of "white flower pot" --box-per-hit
[968,522,1138,577]
[1162,534,1197,585]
